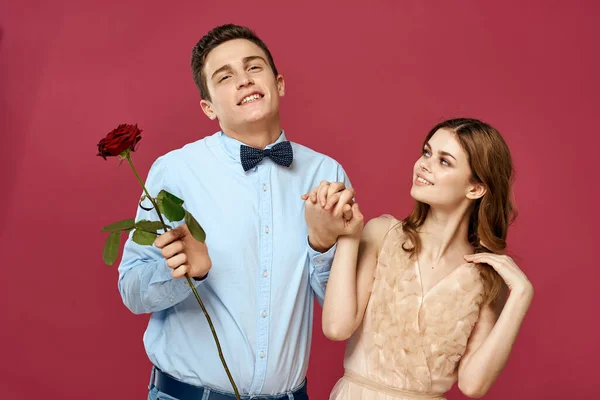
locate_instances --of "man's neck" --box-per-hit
[222,118,283,149]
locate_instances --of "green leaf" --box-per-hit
[158,196,185,222]
[132,229,157,246]
[185,211,206,243]
[157,190,184,206]
[135,220,169,232]
[101,218,135,232]
[102,232,121,266]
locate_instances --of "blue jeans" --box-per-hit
[148,385,309,400]
[148,385,182,400]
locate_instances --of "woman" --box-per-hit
[305,118,533,399]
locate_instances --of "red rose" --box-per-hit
[97,124,142,159]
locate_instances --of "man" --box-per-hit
[118,24,355,400]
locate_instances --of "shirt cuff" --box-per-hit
[307,236,338,270]
[193,271,209,281]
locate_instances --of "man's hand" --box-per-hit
[302,181,356,252]
[154,224,212,279]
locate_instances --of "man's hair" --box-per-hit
[191,24,279,100]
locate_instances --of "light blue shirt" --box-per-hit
[118,131,350,395]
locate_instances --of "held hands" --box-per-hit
[154,224,212,279]
[302,181,364,252]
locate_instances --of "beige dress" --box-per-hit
[330,218,486,400]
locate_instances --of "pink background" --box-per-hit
[2,1,598,398]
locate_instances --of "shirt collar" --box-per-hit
[219,130,288,163]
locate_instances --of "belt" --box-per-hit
[152,366,307,400]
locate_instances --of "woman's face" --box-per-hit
[410,128,484,210]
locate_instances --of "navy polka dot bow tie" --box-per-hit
[240,141,294,172]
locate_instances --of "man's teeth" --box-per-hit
[417,177,433,185]
[241,94,261,104]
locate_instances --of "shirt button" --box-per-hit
[265,226,270,233]
[261,310,267,318]
[259,351,265,358]
[169,298,174,302]
[316,258,323,264]
[263,270,269,277]
[262,184,268,191]
[184,282,189,287]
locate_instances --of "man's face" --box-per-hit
[200,39,285,131]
